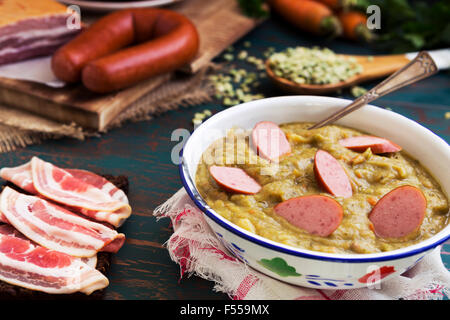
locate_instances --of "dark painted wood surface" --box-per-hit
[0,17,448,300]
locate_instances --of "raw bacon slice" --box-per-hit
[1,157,131,227]
[65,169,128,203]
[0,160,128,202]
[0,187,125,258]
[0,161,37,194]
[31,157,131,227]
[0,210,7,224]
[0,224,98,267]
[0,224,109,295]
[0,224,29,239]
[0,0,81,66]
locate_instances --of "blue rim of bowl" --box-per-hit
[179,152,450,263]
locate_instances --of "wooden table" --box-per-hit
[0,16,449,300]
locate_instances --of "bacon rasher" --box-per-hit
[0,187,125,258]
[0,224,108,295]
[0,157,131,227]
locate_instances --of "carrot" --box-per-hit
[367,196,378,206]
[311,0,357,10]
[338,10,374,42]
[270,0,342,37]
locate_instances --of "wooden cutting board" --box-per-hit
[0,0,262,131]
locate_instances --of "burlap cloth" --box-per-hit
[0,65,216,153]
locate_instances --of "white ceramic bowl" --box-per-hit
[179,96,450,289]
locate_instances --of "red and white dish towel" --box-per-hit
[154,189,450,300]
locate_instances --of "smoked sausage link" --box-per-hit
[51,11,135,84]
[369,185,427,238]
[274,195,343,237]
[51,8,199,93]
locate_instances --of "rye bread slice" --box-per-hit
[0,174,129,300]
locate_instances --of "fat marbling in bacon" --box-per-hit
[0,157,131,227]
[0,187,125,258]
[0,224,108,295]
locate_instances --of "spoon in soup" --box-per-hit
[307,51,440,130]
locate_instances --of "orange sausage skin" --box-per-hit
[51,11,135,83]
[52,9,200,93]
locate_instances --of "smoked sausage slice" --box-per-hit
[274,195,343,237]
[52,8,199,93]
[209,166,261,195]
[368,185,426,238]
[339,135,402,154]
[252,121,291,162]
[314,150,352,198]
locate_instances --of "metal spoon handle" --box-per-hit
[309,51,438,130]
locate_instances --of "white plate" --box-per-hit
[57,0,184,11]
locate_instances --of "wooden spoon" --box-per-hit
[266,49,449,95]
